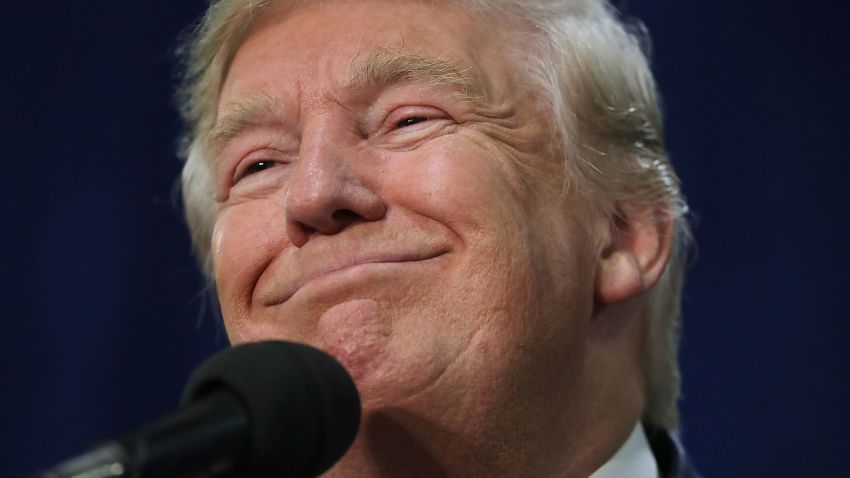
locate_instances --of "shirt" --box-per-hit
[589,422,659,478]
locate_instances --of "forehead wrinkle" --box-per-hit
[346,46,486,104]
[205,92,288,160]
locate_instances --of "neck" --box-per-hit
[325,364,643,478]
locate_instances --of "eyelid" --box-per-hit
[231,148,293,184]
[382,105,449,134]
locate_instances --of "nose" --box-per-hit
[284,137,386,248]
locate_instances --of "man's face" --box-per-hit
[211,0,605,472]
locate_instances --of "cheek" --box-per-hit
[212,200,288,333]
[386,139,525,234]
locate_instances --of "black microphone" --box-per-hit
[34,341,361,478]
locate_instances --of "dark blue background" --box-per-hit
[2,1,848,476]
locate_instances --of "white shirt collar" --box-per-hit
[588,422,659,478]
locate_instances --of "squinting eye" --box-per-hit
[244,161,276,176]
[396,116,428,129]
[234,160,279,183]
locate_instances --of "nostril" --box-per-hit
[331,209,360,221]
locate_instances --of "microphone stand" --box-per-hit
[35,391,249,478]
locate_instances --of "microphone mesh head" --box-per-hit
[182,341,361,477]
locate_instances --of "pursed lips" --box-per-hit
[264,249,447,306]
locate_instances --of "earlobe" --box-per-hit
[594,205,674,304]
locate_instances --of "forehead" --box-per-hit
[218,0,508,108]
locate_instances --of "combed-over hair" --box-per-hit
[175,0,692,430]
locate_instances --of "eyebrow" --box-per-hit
[205,48,484,158]
[205,92,285,159]
[347,47,484,101]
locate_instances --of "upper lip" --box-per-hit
[258,246,446,306]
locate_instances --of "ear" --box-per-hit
[594,203,674,304]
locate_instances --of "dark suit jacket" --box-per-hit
[646,425,702,478]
